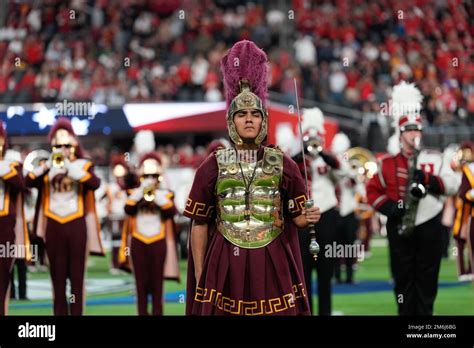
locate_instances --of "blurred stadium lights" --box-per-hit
[6,106,25,119]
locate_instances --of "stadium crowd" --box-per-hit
[0,0,472,127]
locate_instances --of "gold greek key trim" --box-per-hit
[289,194,306,214]
[194,283,306,315]
[184,198,213,218]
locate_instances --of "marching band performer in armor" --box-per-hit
[293,107,340,315]
[119,152,180,315]
[25,117,104,315]
[366,82,459,315]
[454,141,474,280]
[184,40,320,316]
[0,121,30,315]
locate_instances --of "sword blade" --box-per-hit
[293,78,309,198]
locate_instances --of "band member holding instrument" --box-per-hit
[454,141,474,281]
[119,152,180,315]
[331,133,365,284]
[292,107,341,315]
[0,121,31,315]
[366,81,459,315]
[25,117,104,315]
[184,40,320,316]
[105,156,137,274]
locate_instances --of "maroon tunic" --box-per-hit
[184,146,311,315]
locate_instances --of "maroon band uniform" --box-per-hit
[26,118,104,316]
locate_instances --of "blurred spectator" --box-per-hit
[0,0,471,126]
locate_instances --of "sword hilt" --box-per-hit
[305,199,320,260]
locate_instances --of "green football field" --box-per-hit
[8,238,474,315]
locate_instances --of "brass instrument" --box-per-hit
[398,137,426,236]
[23,150,51,172]
[143,186,155,202]
[303,134,323,157]
[346,147,378,180]
[52,152,65,168]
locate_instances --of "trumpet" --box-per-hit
[143,186,155,202]
[303,135,323,156]
[52,152,65,168]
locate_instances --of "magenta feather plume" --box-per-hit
[220,40,269,107]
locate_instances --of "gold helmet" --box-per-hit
[138,152,163,178]
[113,163,127,178]
[48,117,81,159]
[221,40,269,145]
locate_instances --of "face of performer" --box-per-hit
[233,109,263,144]
[142,174,160,188]
[52,144,74,159]
[400,129,422,155]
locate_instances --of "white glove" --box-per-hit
[66,159,88,181]
[129,188,144,202]
[154,189,172,208]
[0,160,13,177]
[29,164,47,178]
[44,157,52,170]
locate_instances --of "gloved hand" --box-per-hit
[154,189,171,208]
[65,159,88,181]
[379,200,405,219]
[410,182,427,199]
[413,169,427,184]
[129,180,150,202]
[129,188,143,202]
[0,159,12,177]
[319,151,339,169]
